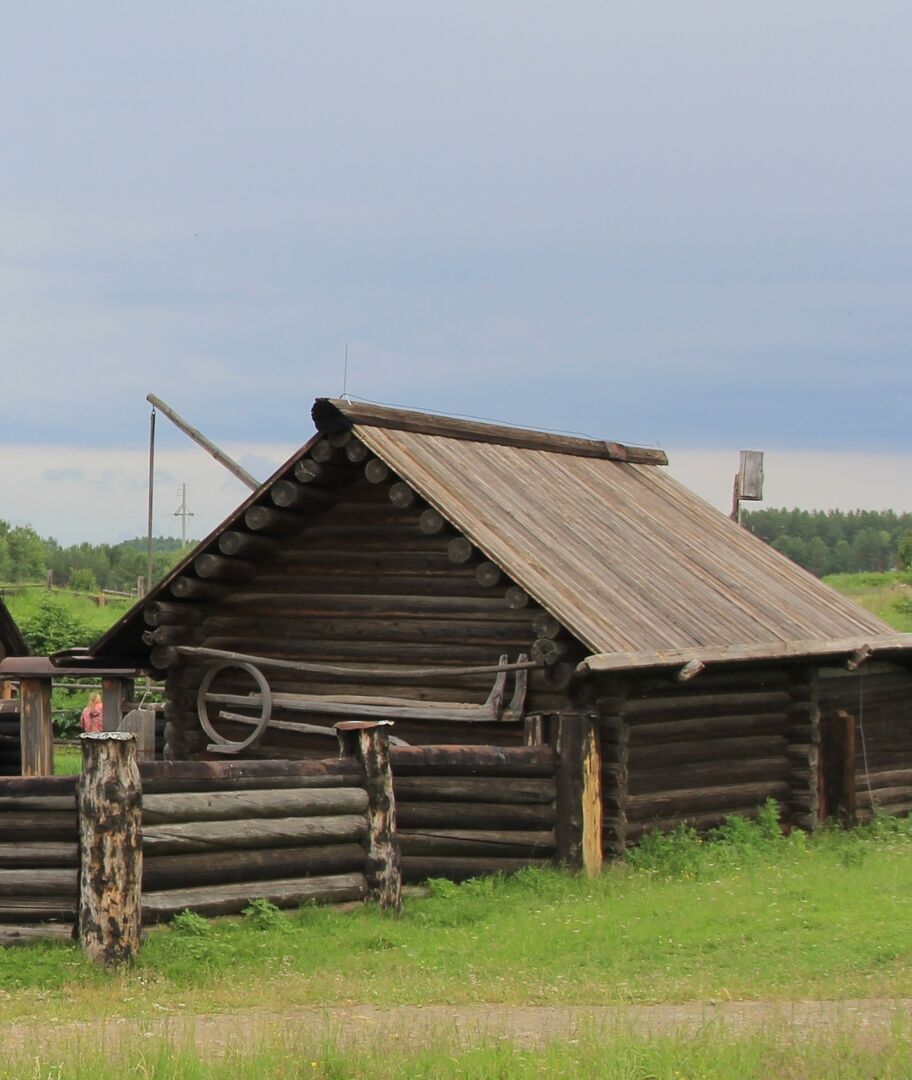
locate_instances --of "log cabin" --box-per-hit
[82,398,912,854]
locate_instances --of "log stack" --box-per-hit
[140,758,370,920]
[0,775,78,923]
[621,667,793,841]
[390,744,557,881]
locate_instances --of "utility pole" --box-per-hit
[173,484,195,548]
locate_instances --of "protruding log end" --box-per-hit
[389,482,418,509]
[475,561,502,588]
[447,537,474,564]
[505,586,531,610]
[419,509,447,535]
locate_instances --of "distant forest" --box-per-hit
[0,520,194,593]
[742,509,912,577]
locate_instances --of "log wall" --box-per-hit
[390,744,557,882]
[614,666,794,843]
[153,439,582,759]
[819,664,912,821]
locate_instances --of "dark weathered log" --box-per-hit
[327,429,353,448]
[142,872,367,922]
[294,459,351,487]
[630,735,788,769]
[244,505,306,534]
[364,458,390,484]
[394,776,555,804]
[447,537,474,564]
[170,577,229,601]
[235,572,497,599]
[390,744,555,776]
[78,733,142,966]
[143,625,207,647]
[310,439,339,464]
[396,801,555,829]
[532,639,572,666]
[271,479,332,510]
[401,856,549,883]
[532,613,563,640]
[505,586,531,610]
[627,712,788,745]
[389,482,418,509]
[142,787,368,824]
[144,602,207,627]
[215,591,532,619]
[344,439,370,464]
[630,757,790,796]
[218,531,281,560]
[0,842,78,867]
[194,554,256,582]
[337,721,401,911]
[626,781,791,821]
[0,775,77,798]
[141,756,359,784]
[150,646,180,670]
[475,562,502,588]
[142,814,367,856]
[0,898,76,922]
[143,843,366,891]
[19,679,53,777]
[624,691,792,719]
[398,830,554,858]
[0,868,77,896]
[0,924,74,945]
[418,509,447,535]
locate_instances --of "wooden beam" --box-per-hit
[101,677,134,734]
[19,679,53,777]
[552,712,602,876]
[578,634,912,676]
[313,398,668,465]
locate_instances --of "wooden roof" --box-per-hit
[90,397,898,668]
[319,400,893,656]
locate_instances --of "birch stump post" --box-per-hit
[553,712,603,877]
[78,732,143,965]
[336,720,401,912]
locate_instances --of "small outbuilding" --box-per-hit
[87,398,912,853]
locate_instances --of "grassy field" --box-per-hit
[824,571,912,631]
[3,586,133,639]
[2,811,912,1023]
[4,1024,912,1079]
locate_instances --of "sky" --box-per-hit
[1,2,910,545]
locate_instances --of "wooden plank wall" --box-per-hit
[608,666,794,846]
[819,665,912,821]
[158,443,580,759]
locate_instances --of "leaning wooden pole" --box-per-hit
[78,732,143,965]
[337,720,402,912]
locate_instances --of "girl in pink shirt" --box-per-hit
[80,692,103,733]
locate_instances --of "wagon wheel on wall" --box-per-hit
[196,661,273,754]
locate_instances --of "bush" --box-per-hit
[17,595,93,654]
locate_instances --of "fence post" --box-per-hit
[102,676,134,733]
[336,720,401,912]
[553,711,603,876]
[78,732,142,965]
[19,677,53,776]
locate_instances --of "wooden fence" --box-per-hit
[0,720,595,963]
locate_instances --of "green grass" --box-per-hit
[3,586,132,640]
[4,1025,912,1080]
[825,571,912,631]
[4,812,912,1023]
[54,744,82,775]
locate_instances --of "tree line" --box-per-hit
[742,509,912,577]
[0,520,193,593]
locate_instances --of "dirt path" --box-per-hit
[4,999,912,1057]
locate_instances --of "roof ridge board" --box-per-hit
[313,398,668,466]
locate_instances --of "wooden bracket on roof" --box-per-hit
[845,644,873,671]
[676,658,706,682]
